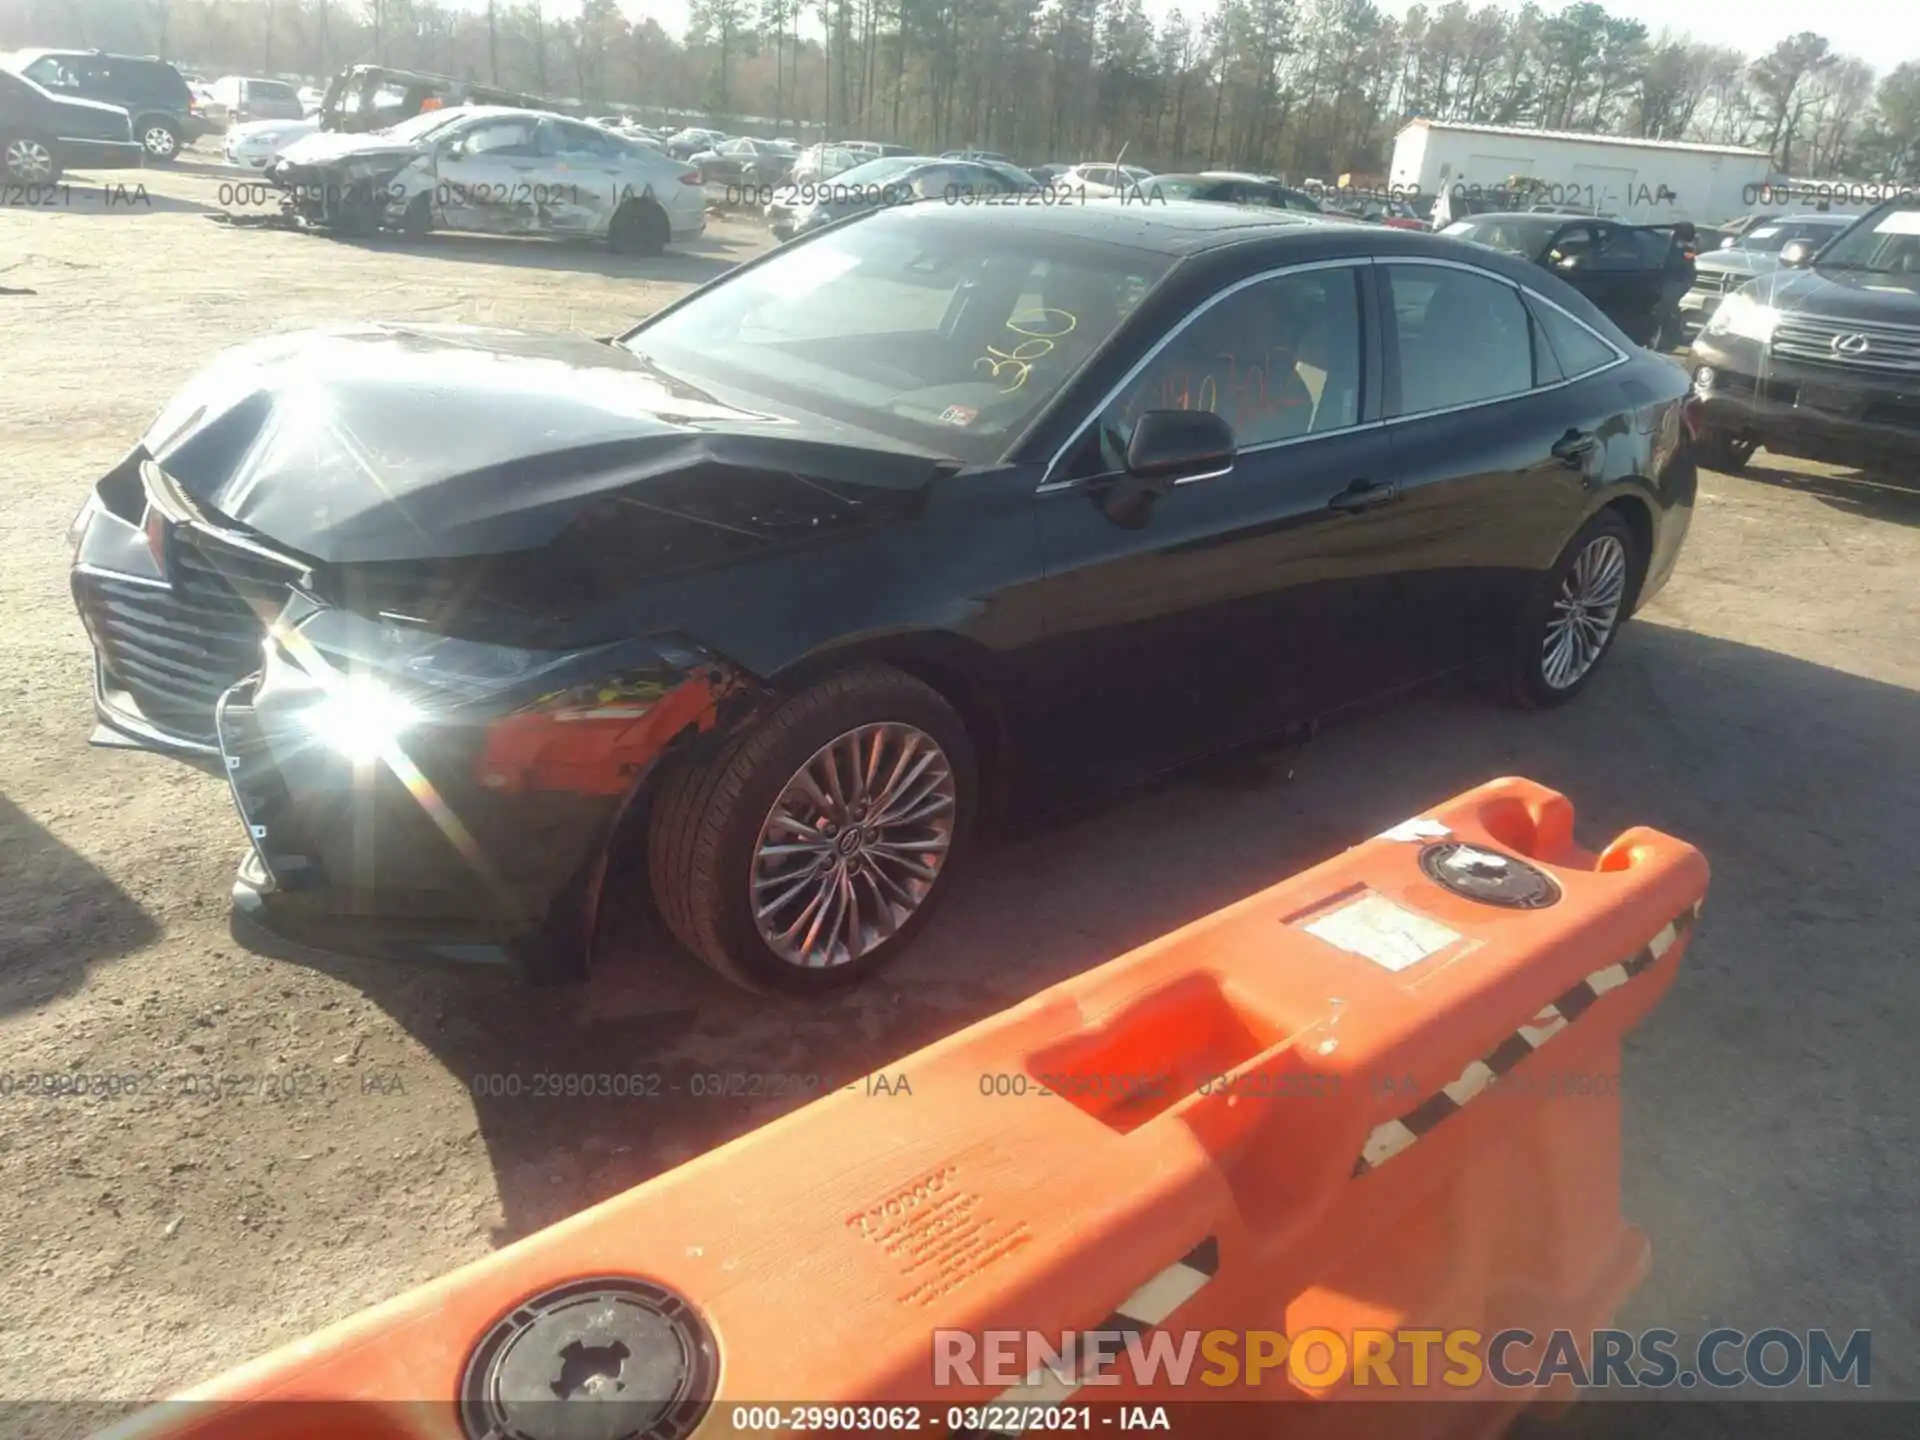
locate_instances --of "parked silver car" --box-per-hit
[267,106,707,252]
[1676,214,1854,335]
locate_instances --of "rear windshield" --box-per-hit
[618,207,1174,463]
[248,80,299,100]
[1441,216,1557,256]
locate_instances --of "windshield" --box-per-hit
[1440,216,1557,256]
[1813,205,1920,273]
[616,208,1172,463]
[1737,221,1841,255]
[375,108,472,143]
[1146,177,1204,201]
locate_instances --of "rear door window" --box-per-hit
[1383,263,1533,415]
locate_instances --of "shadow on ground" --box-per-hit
[312,226,751,284]
[1738,457,1920,528]
[234,620,1920,1391]
[8,178,225,219]
[0,796,161,1015]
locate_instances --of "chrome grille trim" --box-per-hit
[76,527,297,746]
[1771,316,1920,372]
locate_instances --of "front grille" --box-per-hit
[79,530,295,745]
[1692,271,1743,296]
[1772,315,1920,372]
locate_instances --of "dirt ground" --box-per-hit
[2,152,1917,1428]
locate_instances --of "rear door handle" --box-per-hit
[1552,430,1600,465]
[1327,479,1399,513]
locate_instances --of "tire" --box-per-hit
[1696,426,1757,473]
[399,191,433,242]
[2,132,59,184]
[647,664,978,995]
[138,118,181,163]
[1490,509,1642,710]
[608,198,669,256]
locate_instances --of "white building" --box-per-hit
[1390,120,1774,226]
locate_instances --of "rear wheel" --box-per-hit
[139,118,181,162]
[647,665,977,994]
[1697,426,1757,473]
[608,198,669,256]
[2,133,59,184]
[1491,509,1642,710]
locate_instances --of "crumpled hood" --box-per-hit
[142,323,954,566]
[1746,266,1920,324]
[276,129,420,167]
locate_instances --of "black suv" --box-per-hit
[1438,212,1693,347]
[5,49,205,161]
[1689,197,1920,476]
[0,64,143,182]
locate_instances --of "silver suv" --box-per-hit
[1677,214,1854,337]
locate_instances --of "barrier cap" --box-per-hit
[1418,841,1562,908]
[458,1277,717,1440]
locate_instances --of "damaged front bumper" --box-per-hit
[209,613,748,981]
[71,463,755,981]
[266,157,412,234]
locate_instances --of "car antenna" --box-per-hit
[1112,139,1134,203]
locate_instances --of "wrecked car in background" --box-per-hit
[317,63,580,134]
[265,105,706,252]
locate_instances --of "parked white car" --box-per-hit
[269,106,708,252]
[223,115,319,169]
[1056,162,1157,197]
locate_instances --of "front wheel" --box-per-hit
[2,133,59,184]
[647,665,977,994]
[1491,509,1642,710]
[1697,426,1757,473]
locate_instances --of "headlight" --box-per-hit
[1705,292,1780,344]
[301,673,422,762]
[287,609,619,710]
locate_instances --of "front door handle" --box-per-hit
[1327,479,1400,513]
[1552,430,1600,466]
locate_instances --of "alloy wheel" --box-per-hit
[1542,533,1628,690]
[749,722,957,969]
[5,138,54,183]
[143,125,177,159]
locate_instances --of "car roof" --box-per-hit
[1447,211,1586,224]
[12,47,175,66]
[868,198,1363,253]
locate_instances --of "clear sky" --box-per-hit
[618,0,1909,73]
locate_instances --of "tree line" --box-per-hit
[6,0,1918,181]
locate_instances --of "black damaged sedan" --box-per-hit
[70,201,1698,993]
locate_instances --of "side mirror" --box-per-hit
[442,140,466,161]
[1100,409,1233,528]
[1779,239,1817,268]
[1125,409,1235,481]
[1718,235,1737,249]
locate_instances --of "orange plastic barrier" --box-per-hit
[100,777,1707,1440]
